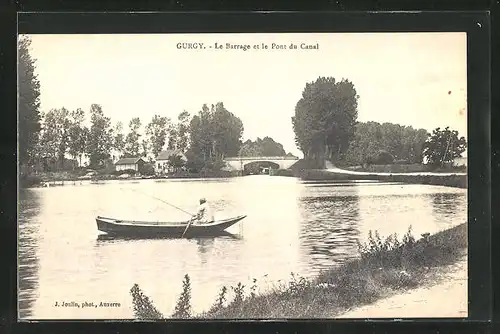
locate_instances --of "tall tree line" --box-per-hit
[343,122,430,165]
[29,102,245,171]
[18,36,42,168]
[291,76,466,167]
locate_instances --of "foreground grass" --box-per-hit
[130,223,467,319]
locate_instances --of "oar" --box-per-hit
[126,188,194,216]
[181,217,195,238]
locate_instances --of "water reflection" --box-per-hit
[18,189,41,319]
[430,192,466,219]
[95,231,242,243]
[196,238,214,264]
[298,185,361,274]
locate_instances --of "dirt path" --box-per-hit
[325,164,465,177]
[337,255,468,319]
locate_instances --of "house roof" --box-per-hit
[115,157,145,165]
[157,149,185,160]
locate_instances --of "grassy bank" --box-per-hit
[345,163,466,174]
[130,222,467,319]
[301,169,467,188]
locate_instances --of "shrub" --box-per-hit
[207,286,228,315]
[19,174,42,188]
[357,226,417,269]
[230,282,245,307]
[364,154,377,165]
[113,168,137,176]
[130,284,164,320]
[288,273,310,297]
[141,163,155,176]
[172,274,192,318]
[375,150,394,164]
[249,278,258,299]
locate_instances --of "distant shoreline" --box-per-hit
[299,169,467,189]
[20,171,467,189]
[20,163,467,189]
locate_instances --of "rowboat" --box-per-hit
[96,215,247,238]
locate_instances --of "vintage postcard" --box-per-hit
[18,32,467,320]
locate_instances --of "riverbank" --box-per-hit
[300,169,467,189]
[130,222,467,319]
[338,254,467,318]
[19,170,241,188]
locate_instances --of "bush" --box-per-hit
[364,154,376,165]
[114,168,137,176]
[130,284,164,320]
[141,163,155,176]
[375,150,394,164]
[207,286,228,315]
[172,274,192,318]
[19,174,42,188]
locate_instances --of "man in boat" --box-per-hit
[191,198,215,224]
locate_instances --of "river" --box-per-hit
[18,176,467,319]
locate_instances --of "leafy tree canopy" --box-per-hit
[87,104,113,168]
[422,127,466,166]
[238,137,287,157]
[343,122,430,166]
[18,36,42,166]
[292,76,359,167]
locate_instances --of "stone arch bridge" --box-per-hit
[223,156,300,172]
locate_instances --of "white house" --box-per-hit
[155,149,187,174]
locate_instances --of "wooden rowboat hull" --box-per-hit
[96,215,246,238]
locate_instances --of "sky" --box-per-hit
[25,33,467,158]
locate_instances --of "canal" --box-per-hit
[18,175,467,319]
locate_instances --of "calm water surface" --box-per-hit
[18,176,467,319]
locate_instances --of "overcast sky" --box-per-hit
[25,32,467,158]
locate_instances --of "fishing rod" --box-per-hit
[126,188,194,217]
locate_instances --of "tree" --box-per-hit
[145,115,169,158]
[124,117,142,157]
[238,137,286,157]
[189,104,212,161]
[422,127,466,166]
[184,149,205,173]
[342,122,430,166]
[188,102,243,163]
[292,77,359,167]
[141,138,150,159]
[176,111,191,153]
[167,154,186,173]
[38,108,71,169]
[87,104,113,168]
[68,108,89,167]
[211,102,244,159]
[18,36,42,166]
[112,122,125,160]
[167,124,177,150]
[38,110,61,168]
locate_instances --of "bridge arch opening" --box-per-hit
[243,161,280,175]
